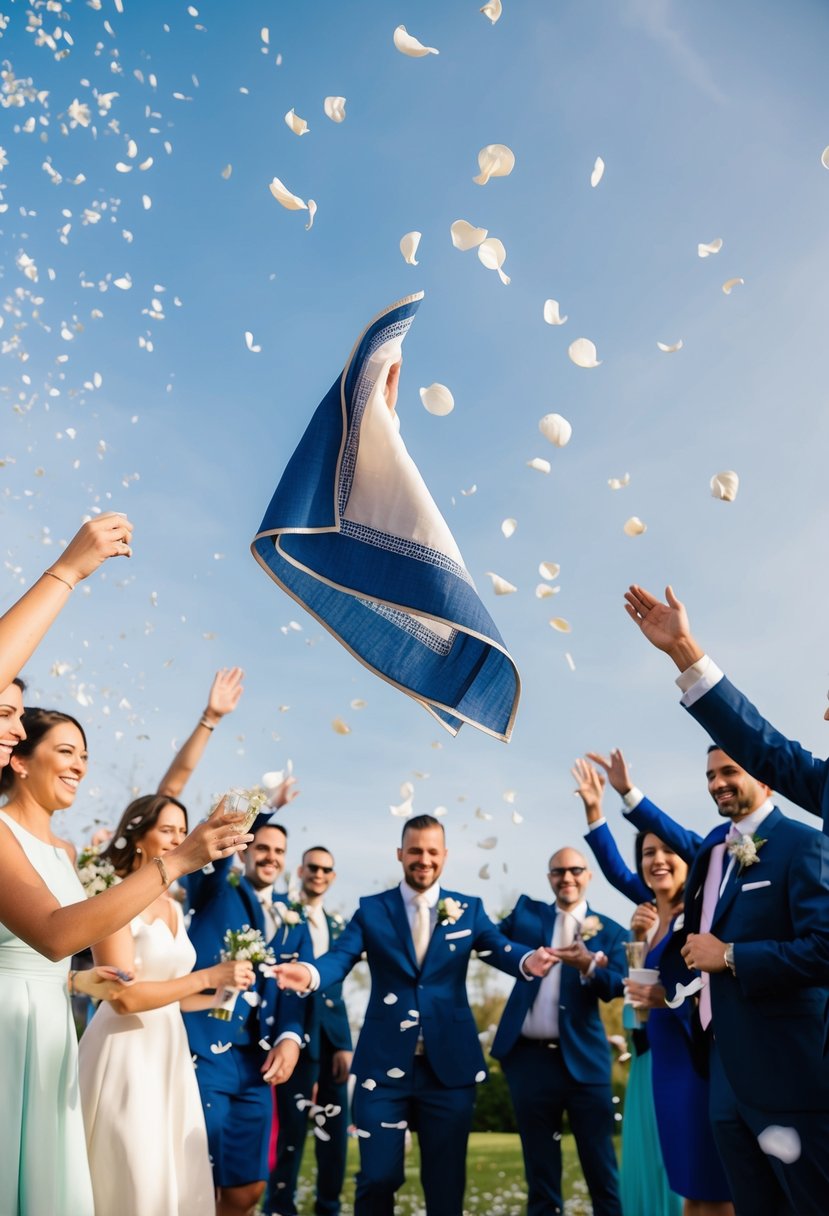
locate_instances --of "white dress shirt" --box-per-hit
[303,902,330,958]
[521,899,588,1040]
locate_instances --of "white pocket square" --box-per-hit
[445,928,472,940]
[741,880,771,891]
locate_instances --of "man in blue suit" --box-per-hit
[271,814,556,1216]
[183,814,312,1216]
[491,848,627,1216]
[624,583,829,1214]
[267,845,353,1216]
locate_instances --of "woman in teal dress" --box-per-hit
[574,759,683,1216]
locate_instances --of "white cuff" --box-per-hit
[518,951,535,980]
[622,786,644,810]
[675,654,724,707]
[580,958,598,984]
[586,817,607,832]
[302,962,321,992]
[275,1031,303,1047]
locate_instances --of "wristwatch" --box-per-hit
[724,943,736,976]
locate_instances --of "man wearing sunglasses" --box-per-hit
[492,847,627,1216]
[268,847,353,1216]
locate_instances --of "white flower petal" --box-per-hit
[477,237,510,284]
[538,561,560,580]
[460,484,477,496]
[393,25,439,57]
[501,518,517,538]
[305,200,317,231]
[210,1041,232,1054]
[564,652,576,671]
[284,108,309,136]
[268,176,308,211]
[473,144,515,186]
[380,1120,408,1129]
[535,584,559,599]
[478,864,490,880]
[698,237,723,257]
[485,572,517,595]
[549,618,572,633]
[608,473,630,490]
[657,339,683,353]
[568,337,601,368]
[722,277,744,295]
[539,413,572,447]
[757,1126,801,1165]
[324,96,346,123]
[623,516,647,536]
[221,164,232,179]
[386,1067,406,1078]
[543,299,568,325]
[350,698,367,710]
[331,718,351,735]
[244,331,261,353]
[511,809,523,824]
[478,836,497,849]
[383,993,398,1005]
[590,156,605,187]
[450,219,488,251]
[419,383,454,416]
[710,470,739,502]
[475,1069,487,1082]
[480,0,502,23]
[400,231,421,265]
[361,1078,377,1090]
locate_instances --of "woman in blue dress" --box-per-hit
[575,757,733,1216]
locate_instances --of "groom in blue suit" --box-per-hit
[183,816,312,1216]
[272,814,556,1216]
[625,583,829,1214]
[492,848,627,1216]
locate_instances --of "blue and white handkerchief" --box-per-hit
[251,292,520,740]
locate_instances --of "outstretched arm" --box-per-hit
[573,757,650,904]
[0,512,134,690]
[157,667,244,798]
[623,584,704,671]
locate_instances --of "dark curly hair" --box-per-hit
[635,829,686,906]
[102,793,188,876]
[0,707,87,796]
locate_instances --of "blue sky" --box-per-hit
[2,0,829,929]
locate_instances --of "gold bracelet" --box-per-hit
[44,569,74,591]
[68,969,77,996]
[152,856,170,888]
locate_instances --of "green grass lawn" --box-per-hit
[292,1130,601,1215]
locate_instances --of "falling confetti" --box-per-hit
[543,299,568,325]
[473,144,515,185]
[393,26,439,57]
[539,414,572,447]
[590,157,605,187]
[568,337,601,368]
[698,237,723,257]
[710,470,739,501]
[722,277,744,295]
[400,231,421,265]
[419,383,455,416]
[623,516,647,536]
[450,219,488,250]
[485,572,517,595]
[324,96,347,123]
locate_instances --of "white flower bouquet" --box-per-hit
[210,925,275,1021]
[76,845,122,897]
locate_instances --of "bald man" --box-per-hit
[492,848,627,1216]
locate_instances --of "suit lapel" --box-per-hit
[713,808,782,929]
[541,901,557,946]
[238,878,265,935]
[385,887,418,972]
[685,826,729,932]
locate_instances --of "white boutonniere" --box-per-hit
[437,896,465,927]
[579,914,603,942]
[727,834,767,875]
[274,900,307,944]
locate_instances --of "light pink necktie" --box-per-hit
[698,841,727,1030]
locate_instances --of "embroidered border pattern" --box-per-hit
[359,598,456,656]
[340,518,472,586]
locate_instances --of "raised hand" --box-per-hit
[50,512,134,587]
[267,775,300,810]
[623,584,704,670]
[586,748,633,797]
[205,667,244,721]
[167,807,254,878]
[571,758,605,823]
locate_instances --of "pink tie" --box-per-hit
[698,841,727,1030]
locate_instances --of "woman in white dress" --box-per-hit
[79,794,255,1216]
